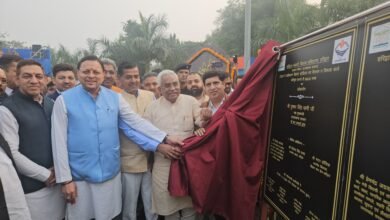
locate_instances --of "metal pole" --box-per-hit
[244,0,251,73]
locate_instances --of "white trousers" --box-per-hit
[0,147,31,220]
[25,185,65,220]
[122,171,157,220]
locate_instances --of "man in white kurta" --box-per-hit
[0,134,31,220]
[0,60,65,220]
[144,70,200,220]
[51,56,181,220]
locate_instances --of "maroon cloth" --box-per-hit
[168,41,280,220]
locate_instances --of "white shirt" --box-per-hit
[5,87,13,96]
[209,98,225,114]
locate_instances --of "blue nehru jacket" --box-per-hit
[62,85,121,183]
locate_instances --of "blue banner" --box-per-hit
[2,48,52,76]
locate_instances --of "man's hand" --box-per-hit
[200,108,213,121]
[45,167,56,187]
[62,181,77,204]
[157,144,181,160]
[165,135,184,146]
[194,128,206,136]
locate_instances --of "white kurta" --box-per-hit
[0,106,66,220]
[51,92,167,220]
[25,185,65,220]
[66,173,122,220]
[0,147,31,220]
[144,95,200,216]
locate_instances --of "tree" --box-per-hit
[51,45,82,67]
[99,12,169,74]
[206,0,246,56]
[159,34,205,70]
[269,0,320,42]
[79,38,100,57]
[0,33,26,49]
[319,0,388,26]
[47,0,389,70]
[207,0,320,55]
[207,0,387,56]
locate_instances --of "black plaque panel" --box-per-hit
[264,29,356,220]
[343,16,390,220]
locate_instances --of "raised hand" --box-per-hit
[200,108,213,121]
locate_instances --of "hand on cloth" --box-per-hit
[194,128,205,136]
[157,143,182,160]
[165,135,184,146]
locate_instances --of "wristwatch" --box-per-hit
[61,180,73,185]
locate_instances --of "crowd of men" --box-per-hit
[0,53,242,220]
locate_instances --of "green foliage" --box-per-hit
[319,0,388,25]
[0,33,25,48]
[207,0,388,56]
[47,0,389,69]
[50,38,101,67]
[96,12,206,74]
[50,45,82,67]
[160,34,205,70]
[207,0,321,55]
[98,12,169,74]
[207,0,246,56]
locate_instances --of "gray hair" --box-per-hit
[101,58,117,71]
[157,69,178,86]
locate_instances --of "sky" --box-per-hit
[0,0,229,51]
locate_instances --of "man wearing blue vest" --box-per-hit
[51,55,182,220]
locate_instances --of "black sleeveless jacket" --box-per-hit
[2,90,54,193]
